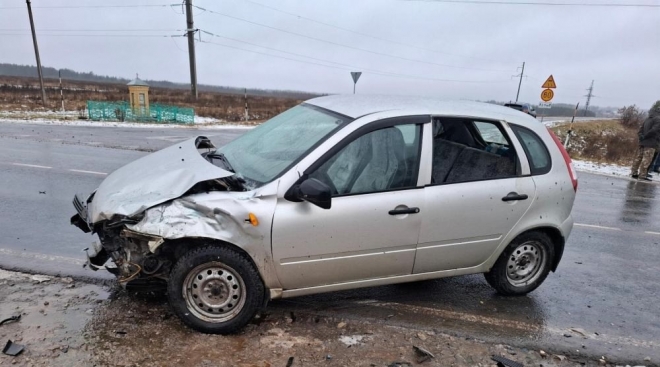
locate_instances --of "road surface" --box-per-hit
[0,122,658,365]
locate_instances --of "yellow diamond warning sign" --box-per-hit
[542,75,557,89]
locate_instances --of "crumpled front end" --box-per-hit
[69,136,279,290]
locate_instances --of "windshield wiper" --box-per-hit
[206,152,248,191]
[206,152,235,173]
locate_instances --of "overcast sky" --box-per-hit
[1,0,659,108]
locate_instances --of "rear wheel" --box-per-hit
[484,232,554,296]
[168,245,264,334]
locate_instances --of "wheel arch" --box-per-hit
[157,237,274,290]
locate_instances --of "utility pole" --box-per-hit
[514,62,525,103]
[584,80,594,117]
[184,0,198,100]
[26,0,46,106]
[244,88,249,122]
[59,70,64,112]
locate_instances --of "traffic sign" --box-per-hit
[351,72,362,84]
[542,75,557,89]
[541,88,554,102]
[538,102,552,109]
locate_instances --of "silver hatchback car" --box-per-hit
[71,95,577,334]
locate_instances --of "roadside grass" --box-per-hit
[551,119,638,166]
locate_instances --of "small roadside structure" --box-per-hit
[86,74,194,124]
[127,75,150,117]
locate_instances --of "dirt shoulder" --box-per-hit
[0,269,632,367]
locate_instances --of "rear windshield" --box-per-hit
[511,125,551,175]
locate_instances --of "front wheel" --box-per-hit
[484,232,555,296]
[168,245,264,334]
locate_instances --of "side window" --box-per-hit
[511,125,551,175]
[309,124,422,196]
[474,121,509,145]
[431,118,518,184]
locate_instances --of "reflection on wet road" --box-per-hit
[0,123,659,363]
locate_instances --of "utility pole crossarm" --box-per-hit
[185,0,198,100]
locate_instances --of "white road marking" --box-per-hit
[12,162,52,169]
[0,247,85,266]
[645,231,660,235]
[68,169,107,175]
[574,223,621,231]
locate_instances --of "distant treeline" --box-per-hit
[485,100,596,117]
[0,63,321,99]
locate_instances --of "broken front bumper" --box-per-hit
[71,194,91,233]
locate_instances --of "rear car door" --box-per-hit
[272,116,429,289]
[414,117,536,273]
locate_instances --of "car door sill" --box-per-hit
[277,264,485,299]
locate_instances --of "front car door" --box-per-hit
[414,117,536,273]
[272,116,429,290]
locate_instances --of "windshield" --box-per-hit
[217,104,351,185]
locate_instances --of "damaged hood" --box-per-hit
[88,136,233,223]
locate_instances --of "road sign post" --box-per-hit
[350,72,362,94]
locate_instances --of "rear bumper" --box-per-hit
[552,215,574,271]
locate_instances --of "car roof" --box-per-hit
[306,95,537,126]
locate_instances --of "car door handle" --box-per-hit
[501,192,529,202]
[388,207,420,215]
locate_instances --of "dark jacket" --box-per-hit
[639,108,660,148]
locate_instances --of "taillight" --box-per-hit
[547,128,578,191]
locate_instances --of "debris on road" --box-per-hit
[339,335,365,346]
[554,355,567,361]
[539,350,547,358]
[2,340,25,356]
[30,274,51,283]
[491,355,523,367]
[0,315,20,326]
[570,327,588,337]
[285,356,294,367]
[413,345,435,363]
[337,321,347,329]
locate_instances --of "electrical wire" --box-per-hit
[402,0,660,7]
[198,38,513,84]
[0,4,171,9]
[237,0,514,64]
[194,5,513,73]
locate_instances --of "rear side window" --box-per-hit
[511,126,551,175]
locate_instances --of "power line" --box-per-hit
[0,4,170,9]
[403,0,660,7]
[0,29,180,32]
[0,33,181,38]
[200,29,509,84]
[237,0,511,64]
[198,38,512,84]
[193,4,512,73]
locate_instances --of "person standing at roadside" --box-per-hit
[631,102,660,181]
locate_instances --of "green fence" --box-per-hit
[86,101,194,124]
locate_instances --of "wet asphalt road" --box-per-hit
[1,122,659,364]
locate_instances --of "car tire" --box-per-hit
[484,231,555,296]
[168,245,264,334]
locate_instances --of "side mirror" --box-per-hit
[291,178,332,209]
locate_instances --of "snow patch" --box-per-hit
[0,117,255,130]
[573,159,631,177]
[339,335,369,346]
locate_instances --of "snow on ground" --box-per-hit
[0,117,255,129]
[573,159,631,177]
[0,109,255,129]
[541,117,613,128]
